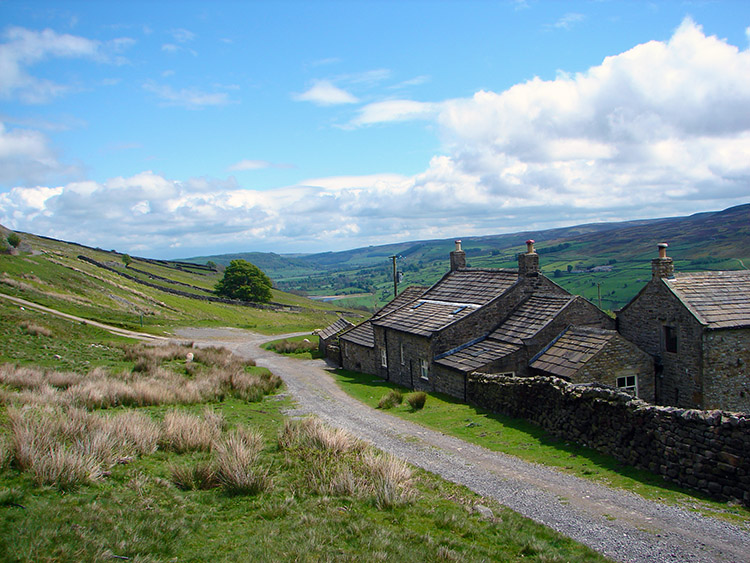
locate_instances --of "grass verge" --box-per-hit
[333,369,750,527]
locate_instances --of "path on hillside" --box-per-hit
[177,327,750,563]
[0,293,170,342]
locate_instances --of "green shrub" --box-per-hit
[377,389,403,409]
[406,392,427,411]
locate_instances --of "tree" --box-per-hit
[206,260,217,270]
[215,259,272,303]
[122,254,132,268]
[7,233,21,248]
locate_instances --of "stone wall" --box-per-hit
[341,340,377,375]
[617,279,704,408]
[468,373,750,504]
[703,329,750,412]
[78,255,301,312]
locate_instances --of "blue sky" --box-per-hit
[1,1,749,258]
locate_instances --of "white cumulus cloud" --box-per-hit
[2,19,750,256]
[293,80,359,105]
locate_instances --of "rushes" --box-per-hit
[279,418,414,508]
[0,343,279,409]
[7,405,160,489]
[213,427,270,494]
[161,408,224,453]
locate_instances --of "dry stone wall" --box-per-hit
[468,373,750,504]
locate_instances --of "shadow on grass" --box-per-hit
[333,368,716,504]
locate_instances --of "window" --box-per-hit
[400,343,405,365]
[419,359,429,380]
[380,348,387,368]
[616,375,638,397]
[664,325,678,353]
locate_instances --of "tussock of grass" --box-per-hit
[19,321,52,337]
[0,344,279,409]
[266,338,316,355]
[161,408,224,453]
[378,389,402,409]
[279,418,414,508]
[213,427,270,494]
[407,391,427,411]
[169,461,217,491]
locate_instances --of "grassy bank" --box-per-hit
[332,369,750,527]
[0,313,611,561]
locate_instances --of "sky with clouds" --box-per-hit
[1,0,749,258]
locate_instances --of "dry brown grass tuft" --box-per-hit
[160,408,223,453]
[278,418,414,507]
[0,342,276,410]
[19,321,53,337]
[362,450,414,508]
[7,405,164,488]
[213,426,269,494]
[279,417,363,456]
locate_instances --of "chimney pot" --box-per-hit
[455,240,462,252]
[652,242,674,279]
[658,242,668,259]
[526,239,536,254]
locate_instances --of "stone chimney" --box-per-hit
[651,242,674,279]
[450,239,466,271]
[518,239,539,277]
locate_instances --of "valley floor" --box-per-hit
[177,326,750,563]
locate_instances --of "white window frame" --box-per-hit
[419,358,429,380]
[616,375,638,397]
[380,348,387,368]
[400,343,405,365]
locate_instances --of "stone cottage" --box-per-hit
[339,285,427,374]
[529,326,654,402]
[341,240,650,401]
[617,243,750,412]
[315,317,355,358]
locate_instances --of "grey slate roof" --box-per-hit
[340,285,428,349]
[489,295,575,345]
[340,321,375,348]
[434,294,575,373]
[373,300,478,336]
[435,339,520,372]
[317,318,355,341]
[530,326,617,379]
[422,269,518,306]
[374,286,428,319]
[372,269,518,336]
[664,270,750,329]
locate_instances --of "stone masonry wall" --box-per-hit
[468,373,750,504]
[617,279,704,408]
[571,336,655,403]
[702,329,750,413]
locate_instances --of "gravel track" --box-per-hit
[180,327,750,562]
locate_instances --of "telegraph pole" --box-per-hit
[391,255,398,297]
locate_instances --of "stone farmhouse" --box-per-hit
[338,241,654,401]
[617,243,750,412]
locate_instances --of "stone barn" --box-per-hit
[529,326,655,402]
[617,243,750,412]
[315,317,355,361]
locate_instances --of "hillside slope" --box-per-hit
[0,229,361,335]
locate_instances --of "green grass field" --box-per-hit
[0,297,610,562]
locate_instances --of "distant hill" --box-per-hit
[185,203,750,312]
